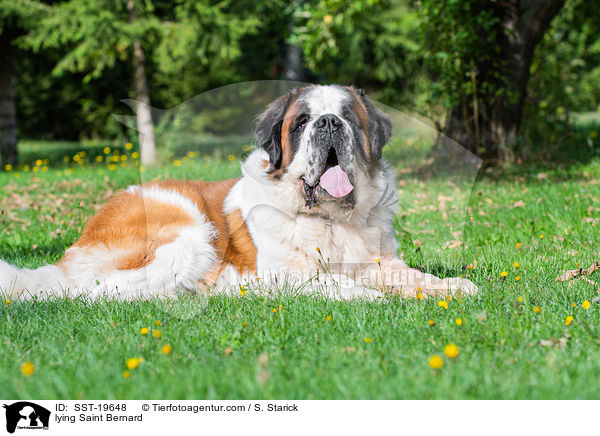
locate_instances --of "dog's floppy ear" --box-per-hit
[359,91,393,160]
[254,90,296,172]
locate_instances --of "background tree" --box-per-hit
[2,0,599,167]
[292,0,424,105]
[25,0,163,164]
[521,0,600,160]
[422,0,565,161]
[0,0,45,166]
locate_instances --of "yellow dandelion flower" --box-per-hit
[131,151,139,159]
[125,142,133,150]
[516,242,522,249]
[438,300,448,309]
[227,154,235,161]
[4,164,12,171]
[326,316,332,322]
[428,319,435,326]
[109,164,117,171]
[155,320,161,326]
[126,357,141,370]
[323,14,334,24]
[513,262,519,268]
[103,147,111,154]
[500,271,508,277]
[272,308,277,313]
[444,343,459,359]
[316,246,320,253]
[35,159,42,166]
[140,327,148,335]
[515,276,521,281]
[364,337,373,343]
[565,316,574,326]
[5,299,9,305]
[428,355,443,369]
[161,344,173,355]
[455,318,463,326]
[243,321,248,326]
[571,303,576,308]
[120,155,127,161]
[21,362,35,377]
[534,306,541,313]
[152,330,162,338]
[376,258,380,264]
[278,304,283,310]
[123,370,130,378]
[517,296,523,303]
[416,292,423,300]
[95,155,103,162]
[540,234,544,239]
[582,301,591,310]
[173,160,182,167]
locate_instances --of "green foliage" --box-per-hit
[154,1,259,76]
[1,0,600,162]
[0,0,46,34]
[419,0,512,141]
[521,0,600,159]
[292,0,423,100]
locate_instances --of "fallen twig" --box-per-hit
[556,261,600,297]
[555,261,600,282]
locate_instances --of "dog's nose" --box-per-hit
[315,114,342,132]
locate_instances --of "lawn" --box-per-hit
[1,136,600,399]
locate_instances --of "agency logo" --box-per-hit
[2,402,50,434]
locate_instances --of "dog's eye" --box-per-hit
[297,115,309,129]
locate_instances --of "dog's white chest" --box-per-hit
[247,210,382,272]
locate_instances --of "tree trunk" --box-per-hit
[279,16,306,84]
[128,0,157,166]
[0,45,18,166]
[444,0,565,162]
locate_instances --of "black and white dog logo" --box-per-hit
[3,402,50,433]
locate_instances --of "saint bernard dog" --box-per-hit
[0,85,477,300]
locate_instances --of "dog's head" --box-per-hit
[254,85,392,211]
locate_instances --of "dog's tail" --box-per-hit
[0,259,69,299]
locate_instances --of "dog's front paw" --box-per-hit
[448,277,478,295]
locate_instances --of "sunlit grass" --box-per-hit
[2,140,600,399]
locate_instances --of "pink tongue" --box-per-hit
[319,165,353,198]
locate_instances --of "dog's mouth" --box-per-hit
[301,147,354,208]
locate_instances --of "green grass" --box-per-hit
[2,137,600,399]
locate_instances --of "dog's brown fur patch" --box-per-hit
[61,179,257,278]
